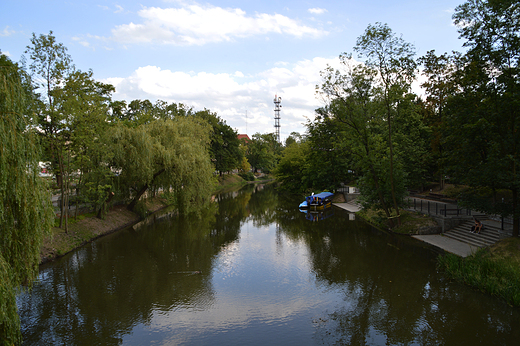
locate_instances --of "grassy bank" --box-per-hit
[357,208,439,235]
[438,238,520,306]
[357,206,520,306]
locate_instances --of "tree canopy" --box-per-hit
[110,116,215,213]
[438,0,520,236]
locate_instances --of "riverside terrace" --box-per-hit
[335,188,513,257]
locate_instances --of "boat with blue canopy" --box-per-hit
[298,191,334,209]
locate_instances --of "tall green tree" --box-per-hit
[418,50,461,189]
[317,61,399,224]
[317,34,422,227]
[444,0,520,236]
[0,55,54,345]
[57,70,115,220]
[195,109,243,175]
[354,22,417,225]
[25,31,74,227]
[246,133,279,173]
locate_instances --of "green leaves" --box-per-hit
[438,0,520,235]
[0,54,54,345]
[246,133,280,174]
[111,117,214,214]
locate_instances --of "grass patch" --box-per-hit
[53,212,96,228]
[357,208,388,230]
[357,208,437,234]
[217,174,246,186]
[392,211,438,235]
[438,238,520,306]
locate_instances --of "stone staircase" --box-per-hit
[443,220,502,248]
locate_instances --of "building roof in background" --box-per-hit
[238,134,250,142]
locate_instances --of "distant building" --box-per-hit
[237,134,250,144]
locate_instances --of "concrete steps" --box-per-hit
[443,220,500,248]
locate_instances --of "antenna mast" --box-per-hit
[274,95,282,143]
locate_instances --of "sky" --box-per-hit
[1,0,467,141]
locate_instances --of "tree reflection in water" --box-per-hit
[17,184,520,345]
[276,191,520,345]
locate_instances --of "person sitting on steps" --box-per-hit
[470,219,483,234]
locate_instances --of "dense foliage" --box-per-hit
[0,55,54,346]
[277,0,520,234]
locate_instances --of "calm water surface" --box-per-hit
[18,184,520,345]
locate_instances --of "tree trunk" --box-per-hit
[513,188,519,237]
[127,168,166,212]
[368,161,394,229]
[387,113,401,226]
[97,191,114,219]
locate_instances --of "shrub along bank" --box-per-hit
[438,238,520,307]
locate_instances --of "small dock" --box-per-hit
[333,201,361,213]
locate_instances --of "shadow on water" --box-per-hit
[17,184,520,345]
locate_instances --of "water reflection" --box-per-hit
[299,206,335,222]
[17,184,520,345]
[275,194,520,345]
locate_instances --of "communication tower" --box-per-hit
[274,95,282,143]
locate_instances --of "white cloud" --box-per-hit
[308,8,327,15]
[72,36,91,48]
[110,1,328,46]
[0,26,15,37]
[104,56,340,139]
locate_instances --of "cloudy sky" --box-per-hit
[2,0,466,141]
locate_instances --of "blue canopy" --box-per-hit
[312,192,334,199]
[301,191,334,208]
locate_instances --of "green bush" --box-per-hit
[239,172,255,181]
[133,200,149,219]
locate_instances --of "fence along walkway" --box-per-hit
[407,197,477,217]
[407,195,513,249]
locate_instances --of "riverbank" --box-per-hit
[356,207,440,235]
[40,174,267,264]
[356,205,520,306]
[40,198,168,264]
[438,238,520,306]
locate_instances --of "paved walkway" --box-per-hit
[333,202,362,213]
[412,234,479,257]
[335,194,501,257]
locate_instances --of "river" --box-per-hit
[17,184,520,345]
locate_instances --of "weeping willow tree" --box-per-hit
[0,56,54,344]
[111,117,215,214]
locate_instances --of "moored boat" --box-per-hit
[299,192,334,209]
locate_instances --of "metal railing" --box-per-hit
[407,198,474,217]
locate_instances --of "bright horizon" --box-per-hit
[1,0,465,141]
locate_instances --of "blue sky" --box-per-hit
[1,0,466,140]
